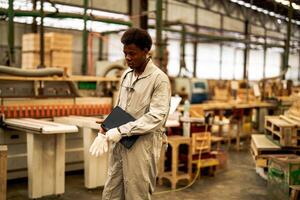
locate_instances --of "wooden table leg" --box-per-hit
[171,144,178,189]
[83,127,108,189]
[236,120,241,151]
[0,146,7,200]
[27,133,65,199]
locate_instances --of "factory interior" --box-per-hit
[1,0,300,199]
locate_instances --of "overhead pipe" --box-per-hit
[0,8,132,26]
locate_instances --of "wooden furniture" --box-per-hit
[158,136,192,189]
[191,132,219,175]
[5,118,78,199]
[54,116,108,189]
[184,101,275,151]
[0,145,7,200]
[290,185,300,200]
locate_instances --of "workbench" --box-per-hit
[4,118,78,199]
[187,101,276,150]
[54,116,108,189]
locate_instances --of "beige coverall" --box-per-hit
[102,59,171,200]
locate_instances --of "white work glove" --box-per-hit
[106,128,122,143]
[89,133,108,157]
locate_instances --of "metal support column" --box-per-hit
[155,0,163,69]
[262,28,267,100]
[82,0,88,75]
[298,40,300,81]
[98,34,104,61]
[283,0,293,80]
[243,20,250,80]
[8,0,14,66]
[39,0,45,68]
[129,0,148,29]
[193,0,199,77]
[219,14,224,80]
[179,25,186,76]
[31,0,37,33]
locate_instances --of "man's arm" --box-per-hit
[118,79,171,137]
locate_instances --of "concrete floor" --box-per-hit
[7,147,268,200]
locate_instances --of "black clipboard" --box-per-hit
[101,106,139,149]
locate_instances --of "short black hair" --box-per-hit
[121,28,152,51]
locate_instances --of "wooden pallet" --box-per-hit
[264,116,300,147]
[251,134,281,168]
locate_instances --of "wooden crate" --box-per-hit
[21,52,50,69]
[22,33,50,52]
[268,155,300,200]
[0,145,7,200]
[50,51,73,75]
[45,32,73,51]
[264,116,300,147]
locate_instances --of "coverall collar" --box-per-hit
[123,59,156,80]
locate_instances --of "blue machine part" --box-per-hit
[191,80,208,103]
[191,93,208,103]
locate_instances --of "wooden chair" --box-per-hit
[191,132,219,176]
[290,185,300,200]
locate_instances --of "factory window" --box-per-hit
[221,46,244,80]
[108,33,123,62]
[167,40,180,76]
[265,50,281,78]
[249,49,264,80]
[286,53,300,82]
[196,43,220,79]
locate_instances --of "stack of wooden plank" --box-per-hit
[251,134,282,168]
[22,33,51,69]
[22,33,73,75]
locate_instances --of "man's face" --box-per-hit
[123,44,148,70]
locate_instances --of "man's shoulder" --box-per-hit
[151,63,169,81]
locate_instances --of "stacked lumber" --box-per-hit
[21,34,50,68]
[22,33,73,75]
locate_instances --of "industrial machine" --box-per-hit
[173,77,209,104]
[0,65,114,180]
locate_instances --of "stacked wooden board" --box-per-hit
[251,134,281,168]
[22,32,73,75]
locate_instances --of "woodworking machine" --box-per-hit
[0,66,114,179]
